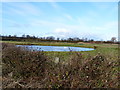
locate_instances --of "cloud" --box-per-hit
[29,19,63,27]
[2,2,42,17]
[93,21,117,32]
[64,14,73,21]
[7,7,27,17]
[49,1,65,13]
[3,18,31,28]
[50,2,59,9]
[51,27,104,40]
[5,15,117,41]
[53,28,72,38]
[8,23,30,28]
[27,17,118,40]
[55,28,70,33]
[49,2,62,10]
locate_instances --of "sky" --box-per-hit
[1,2,118,41]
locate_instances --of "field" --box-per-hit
[1,41,119,88]
[1,41,118,61]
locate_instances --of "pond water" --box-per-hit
[17,45,94,52]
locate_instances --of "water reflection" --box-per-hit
[17,45,94,52]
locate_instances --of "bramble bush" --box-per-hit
[2,43,47,79]
[2,43,119,88]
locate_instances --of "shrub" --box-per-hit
[2,43,47,79]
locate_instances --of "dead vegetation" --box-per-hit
[2,43,119,88]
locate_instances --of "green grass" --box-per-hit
[1,40,118,50]
[1,40,102,48]
[1,40,118,62]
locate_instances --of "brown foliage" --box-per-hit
[2,43,47,79]
[2,43,119,88]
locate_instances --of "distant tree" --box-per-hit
[73,37,80,41]
[22,34,26,38]
[84,38,88,42]
[32,35,36,39]
[67,38,73,41]
[111,37,116,42]
[13,35,17,37]
[8,35,11,37]
[57,38,60,42]
[46,36,55,41]
[26,35,30,38]
[89,39,94,42]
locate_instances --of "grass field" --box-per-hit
[1,41,118,61]
[1,41,119,88]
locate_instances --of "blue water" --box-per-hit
[17,45,94,52]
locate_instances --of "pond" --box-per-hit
[17,45,94,52]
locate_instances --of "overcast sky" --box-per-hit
[2,2,118,41]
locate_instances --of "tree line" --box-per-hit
[0,34,119,44]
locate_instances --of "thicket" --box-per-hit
[2,43,119,88]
